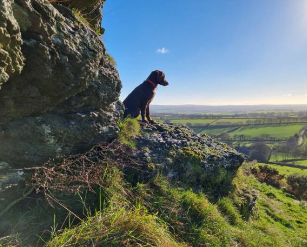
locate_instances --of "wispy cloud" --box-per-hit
[156,47,169,54]
[282,94,292,97]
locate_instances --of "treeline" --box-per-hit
[185,118,307,126]
[216,133,287,141]
[155,111,307,120]
[231,135,307,163]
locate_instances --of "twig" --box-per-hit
[0,187,35,218]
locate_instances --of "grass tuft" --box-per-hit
[118,118,140,148]
[48,201,183,247]
[106,52,117,67]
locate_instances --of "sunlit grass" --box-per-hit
[47,166,307,247]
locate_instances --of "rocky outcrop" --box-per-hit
[136,123,244,190]
[0,122,244,245]
[0,0,122,173]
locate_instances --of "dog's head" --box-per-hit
[148,70,169,86]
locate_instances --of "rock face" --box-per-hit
[0,0,24,87]
[136,123,244,190]
[0,0,122,172]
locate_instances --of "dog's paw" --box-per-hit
[141,120,149,124]
[149,120,156,124]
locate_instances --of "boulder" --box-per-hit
[136,123,244,190]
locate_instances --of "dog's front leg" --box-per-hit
[146,103,155,124]
[140,103,148,123]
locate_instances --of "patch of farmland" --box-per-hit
[199,127,234,136]
[170,119,216,124]
[259,163,307,176]
[214,118,259,124]
[229,124,306,138]
[288,160,307,167]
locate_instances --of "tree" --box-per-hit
[249,143,271,163]
[219,132,231,140]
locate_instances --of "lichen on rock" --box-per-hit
[0,0,122,170]
[136,123,244,191]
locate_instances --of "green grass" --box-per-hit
[47,166,307,247]
[292,160,307,167]
[239,169,307,245]
[258,163,307,176]
[270,152,288,162]
[229,124,306,138]
[269,153,307,167]
[48,203,182,247]
[118,118,140,148]
[200,127,234,136]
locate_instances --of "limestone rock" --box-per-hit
[0,0,122,168]
[0,0,24,87]
[136,123,244,189]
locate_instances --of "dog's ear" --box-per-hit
[156,70,163,82]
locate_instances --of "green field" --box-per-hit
[170,119,215,124]
[229,124,305,138]
[170,118,260,125]
[294,160,307,166]
[214,118,258,124]
[199,124,305,139]
[200,127,234,136]
[270,153,288,162]
[259,163,307,176]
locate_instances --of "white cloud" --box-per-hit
[156,47,169,54]
[282,94,292,97]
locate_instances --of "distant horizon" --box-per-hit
[151,103,307,106]
[150,104,307,114]
[152,103,307,106]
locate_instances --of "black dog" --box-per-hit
[123,70,169,123]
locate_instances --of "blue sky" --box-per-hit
[102,0,307,105]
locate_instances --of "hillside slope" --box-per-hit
[1,122,307,246]
[47,166,307,247]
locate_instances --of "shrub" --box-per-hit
[251,165,285,188]
[287,173,307,200]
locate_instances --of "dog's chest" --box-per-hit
[150,90,156,101]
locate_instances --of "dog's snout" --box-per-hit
[163,80,169,86]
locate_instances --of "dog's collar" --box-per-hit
[146,79,157,89]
